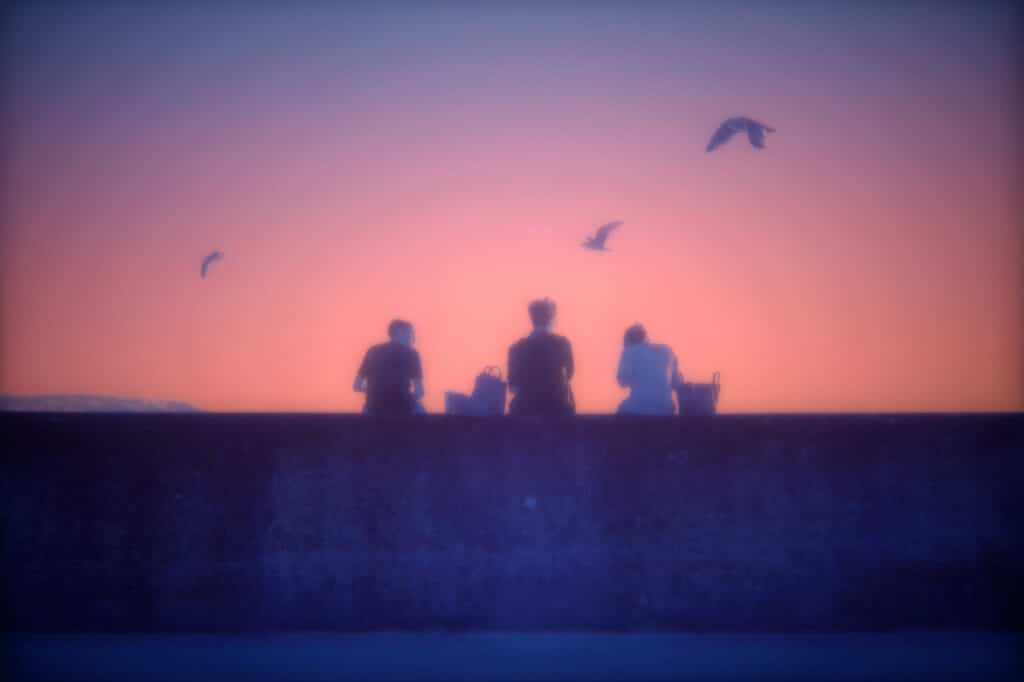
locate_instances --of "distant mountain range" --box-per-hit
[0,394,202,413]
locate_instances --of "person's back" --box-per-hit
[509,332,574,415]
[508,298,575,416]
[617,324,681,415]
[354,319,424,416]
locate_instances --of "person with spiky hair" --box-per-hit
[507,298,575,416]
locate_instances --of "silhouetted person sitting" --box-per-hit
[507,298,575,416]
[616,324,683,415]
[353,319,425,416]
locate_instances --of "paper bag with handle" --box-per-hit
[676,371,720,416]
[445,366,507,416]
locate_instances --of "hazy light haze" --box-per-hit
[2,1,1021,413]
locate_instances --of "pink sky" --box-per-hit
[1,3,1021,413]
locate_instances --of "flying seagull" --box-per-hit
[706,117,776,152]
[582,221,622,251]
[200,251,223,278]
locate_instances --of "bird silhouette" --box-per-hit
[582,221,623,251]
[200,251,223,278]
[706,117,776,152]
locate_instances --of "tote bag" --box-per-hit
[472,366,507,416]
[676,371,720,416]
[445,366,507,416]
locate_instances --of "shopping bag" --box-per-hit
[472,366,507,416]
[676,371,720,416]
[445,367,507,416]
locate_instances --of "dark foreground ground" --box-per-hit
[5,414,1022,633]
[6,631,1020,681]
[4,414,1021,680]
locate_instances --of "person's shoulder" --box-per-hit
[367,342,390,355]
[510,336,529,351]
[360,343,387,372]
[386,342,418,360]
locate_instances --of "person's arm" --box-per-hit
[563,337,575,381]
[411,352,425,400]
[353,351,370,393]
[616,349,631,388]
[507,345,519,393]
[670,352,684,389]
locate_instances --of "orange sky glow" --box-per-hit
[2,3,1021,413]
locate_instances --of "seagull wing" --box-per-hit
[594,221,622,245]
[741,117,774,132]
[201,251,222,278]
[746,124,766,149]
[706,123,737,152]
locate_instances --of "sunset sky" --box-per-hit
[2,1,1021,413]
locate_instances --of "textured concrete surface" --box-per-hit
[1,413,1021,633]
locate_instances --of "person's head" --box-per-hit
[623,323,647,348]
[528,298,557,330]
[388,319,415,346]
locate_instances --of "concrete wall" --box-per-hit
[2,413,1021,633]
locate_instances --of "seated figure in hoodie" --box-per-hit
[616,324,682,415]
